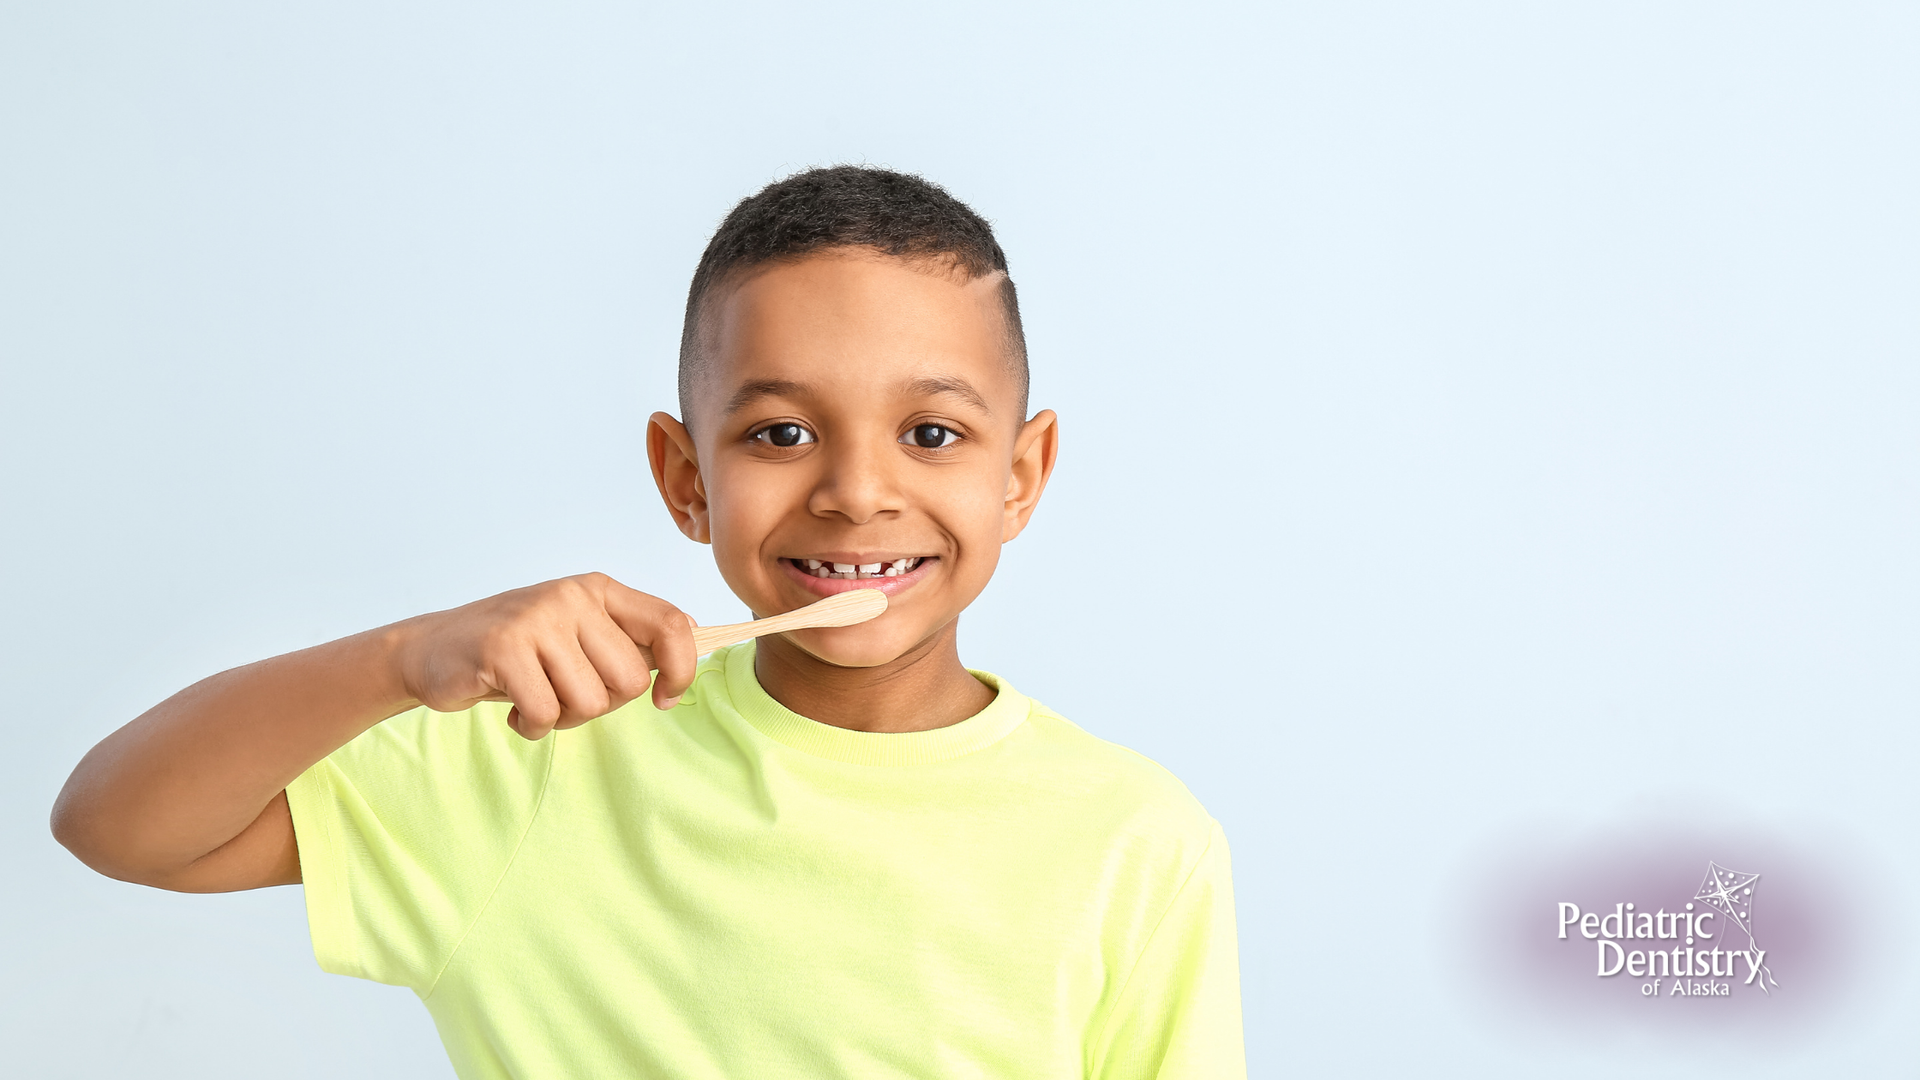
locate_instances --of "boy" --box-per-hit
[53,167,1244,1078]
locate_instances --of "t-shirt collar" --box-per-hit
[718,641,1030,765]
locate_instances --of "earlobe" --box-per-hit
[647,412,712,544]
[1002,409,1060,542]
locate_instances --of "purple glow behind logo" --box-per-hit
[1453,825,1864,1042]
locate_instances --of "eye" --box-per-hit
[751,422,814,448]
[902,423,960,449]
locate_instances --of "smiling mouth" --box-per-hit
[789,557,927,580]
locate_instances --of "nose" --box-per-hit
[807,432,904,525]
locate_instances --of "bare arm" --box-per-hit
[50,573,697,893]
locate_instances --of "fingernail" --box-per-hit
[660,695,682,711]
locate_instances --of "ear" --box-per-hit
[1002,409,1059,542]
[648,412,711,544]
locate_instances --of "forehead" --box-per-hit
[692,251,1016,423]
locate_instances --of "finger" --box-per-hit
[538,637,613,726]
[596,578,682,644]
[492,653,562,741]
[647,610,698,708]
[599,585,698,709]
[576,616,654,713]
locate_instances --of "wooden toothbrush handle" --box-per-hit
[691,621,762,654]
[631,612,821,670]
[630,591,887,672]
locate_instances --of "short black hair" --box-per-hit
[677,166,1027,420]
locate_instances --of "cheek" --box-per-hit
[938,473,1014,559]
[704,466,786,563]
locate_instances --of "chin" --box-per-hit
[780,623,935,669]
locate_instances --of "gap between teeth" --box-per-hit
[798,557,922,579]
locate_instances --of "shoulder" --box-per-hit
[997,693,1219,853]
[313,701,557,817]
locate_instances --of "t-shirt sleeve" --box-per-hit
[284,702,554,992]
[1091,820,1247,1080]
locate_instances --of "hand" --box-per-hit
[396,572,698,740]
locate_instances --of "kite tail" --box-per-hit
[1748,935,1776,995]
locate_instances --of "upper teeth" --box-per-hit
[799,557,921,579]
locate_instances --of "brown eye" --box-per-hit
[903,424,958,449]
[753,422,814,448]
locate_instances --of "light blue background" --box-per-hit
[3,2,1915,1075]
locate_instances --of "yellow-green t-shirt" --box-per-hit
[286,642,1244,1079]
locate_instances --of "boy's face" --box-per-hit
[649,249,1057,669]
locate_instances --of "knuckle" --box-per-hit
[655,608,692,639]
[511,580,556,608]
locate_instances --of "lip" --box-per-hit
[779,555,938,599]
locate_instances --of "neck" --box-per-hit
[752,620,995,733]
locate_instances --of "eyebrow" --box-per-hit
[905,375,992,415]
[722,374,994,416]
[723,378,812,416]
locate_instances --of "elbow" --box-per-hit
[49,779,93,862]
[51,749,118,872]
[51,816,178,889]
[50,775,295,893]
[49,780,120,879]
[50,777,161,888]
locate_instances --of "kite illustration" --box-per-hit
[1694,861,1778,993]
